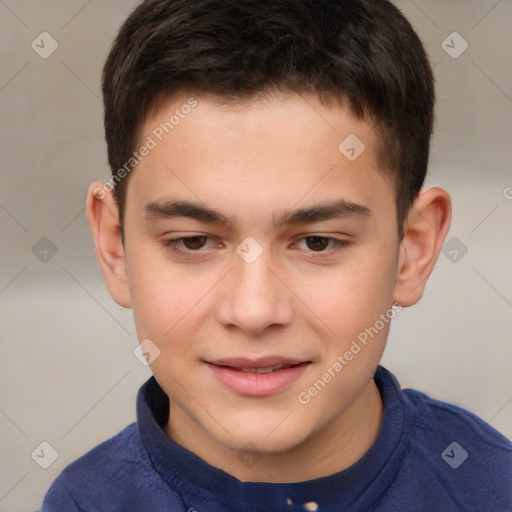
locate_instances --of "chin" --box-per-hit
[214,418,311,456]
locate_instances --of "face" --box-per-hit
[122,91,401,457]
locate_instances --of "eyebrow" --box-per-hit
[143,198,371,230]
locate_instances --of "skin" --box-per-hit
[86,90,451,483]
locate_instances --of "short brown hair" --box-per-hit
[102,0,435,236]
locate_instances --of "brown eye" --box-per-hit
[163,235,214,254]
[304,236,329,252]
[181,236,208,250]
[294,236,349,256]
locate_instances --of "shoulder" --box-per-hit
[40,423,185,511]
[402,386,511,452]
[57,423,148,482]
[68,422,141,466]
[393,385,511,511]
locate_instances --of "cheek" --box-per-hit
[126,246,200,340]
[298,247,397,347]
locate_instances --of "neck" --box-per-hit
[165,378,383,483]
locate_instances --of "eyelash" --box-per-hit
[162,235,349,257]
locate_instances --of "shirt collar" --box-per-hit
[136,365,411,512]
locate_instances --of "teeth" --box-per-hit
[256,367,275,374]
[240,364,293,374]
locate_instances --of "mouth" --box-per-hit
[220,364,300,374]
[204,357,311,396]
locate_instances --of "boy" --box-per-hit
[40,0,512,510]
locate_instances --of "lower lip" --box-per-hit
[206,362,310,396]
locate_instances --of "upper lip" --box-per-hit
[205,357,310,369]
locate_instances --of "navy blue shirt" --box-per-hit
[39,366,512,511]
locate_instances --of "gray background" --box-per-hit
[1,1,511,510]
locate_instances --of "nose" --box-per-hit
[214,246,293,336]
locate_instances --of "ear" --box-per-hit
[85,182,132,308]
[393,187,451,307]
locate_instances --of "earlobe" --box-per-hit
[393,187,451,307]
[86,182,132,308]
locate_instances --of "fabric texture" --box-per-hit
[38,365,512,512]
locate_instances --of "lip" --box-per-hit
[204,357,311,396]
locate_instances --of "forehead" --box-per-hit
[127,90,394,228]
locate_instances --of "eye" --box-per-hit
[295,236,348,254]
[162,234,348,257]
[163,235,216,254]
